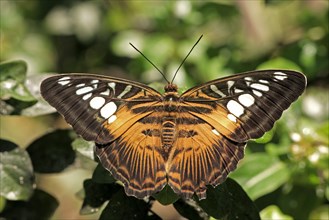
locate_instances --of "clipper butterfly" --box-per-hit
[40,40,306,199]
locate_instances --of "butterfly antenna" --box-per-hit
[171,35,203,84]
[129,43,170,84]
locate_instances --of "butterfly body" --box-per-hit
[41,70,306,200]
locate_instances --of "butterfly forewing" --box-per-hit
[181,70,306,142]
[40,74,162,143]
[40,69,306,200]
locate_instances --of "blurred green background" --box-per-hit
[1,1,328,219]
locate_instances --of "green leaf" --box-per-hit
[0,60,35,102]
[152,185,179,205]
[0,189,58,219]
[72,137,95,161]
[260,205,293,220]
[257,57,302,72]
[309,205,329,220]
[173,199,204,220]
[230,153,290,200]
[80,179,120,215]
[0,140,34,201]
[278,184,321,219]
[99,188,161,220]
[0,60,27,82]
[26,130,76,173]
[92,163,116,184]
[198,178,260,219]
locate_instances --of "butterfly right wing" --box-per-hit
[40,74,162,144]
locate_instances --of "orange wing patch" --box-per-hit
[166,118,246,199]
[95,112,167,198]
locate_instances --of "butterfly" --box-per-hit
[40,68,306,200]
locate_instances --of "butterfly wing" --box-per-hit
[180,70,306,142]
[40,74,162,144]
[166,70,306,199]
[166,112,245,199]
[41,74,168,198]
[95,112,168,198]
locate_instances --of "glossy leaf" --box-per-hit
[80,179,120,215]
[173,199,204,220]
[0,140,34,201]
[92,163,116,184]
[0,189,58,219]
[197,178,260,219]
[152,185,179,205]
[99,188,161,220]
[26,130,75,173]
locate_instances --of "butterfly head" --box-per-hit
[164,83,178,92]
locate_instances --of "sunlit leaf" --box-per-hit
[257,57,302,72]
[0,140,34,201]
[230,153,290,200]
[72,137,95,161]
[260,205,293,220]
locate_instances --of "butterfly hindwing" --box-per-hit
[181,70,306,142]
[40,74,162,144]
[95,112,167,198]
[166,112,245,199]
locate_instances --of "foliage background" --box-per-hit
[0,0,328,219]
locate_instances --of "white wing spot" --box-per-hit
[234,88,244,93]
[259,79,269,84]
[76,86,93,95]
[227,100,244,117]
[227,80,234,90]
[274,71,287,76]
[227,113,237,122]
[117,85,132,98]
[82,93,92,100]
[252,90,262,97]
[238,94,255,107]
[250,83,269,91]
[89,96,106,109]
[58,76,71,86]
[212,129,220,136]
[107,115,117,124]
[100,89,110,96]
[108,82,116,89]
[91,79,99,84]
[274,71,288,80]
[210,85,226,97]
[76,83,85,87]
[244,77,252,86]
[100,102,117,118]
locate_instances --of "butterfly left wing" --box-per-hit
[41,74,169,198]
[180,70,306,143]
[40,74,162,144]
